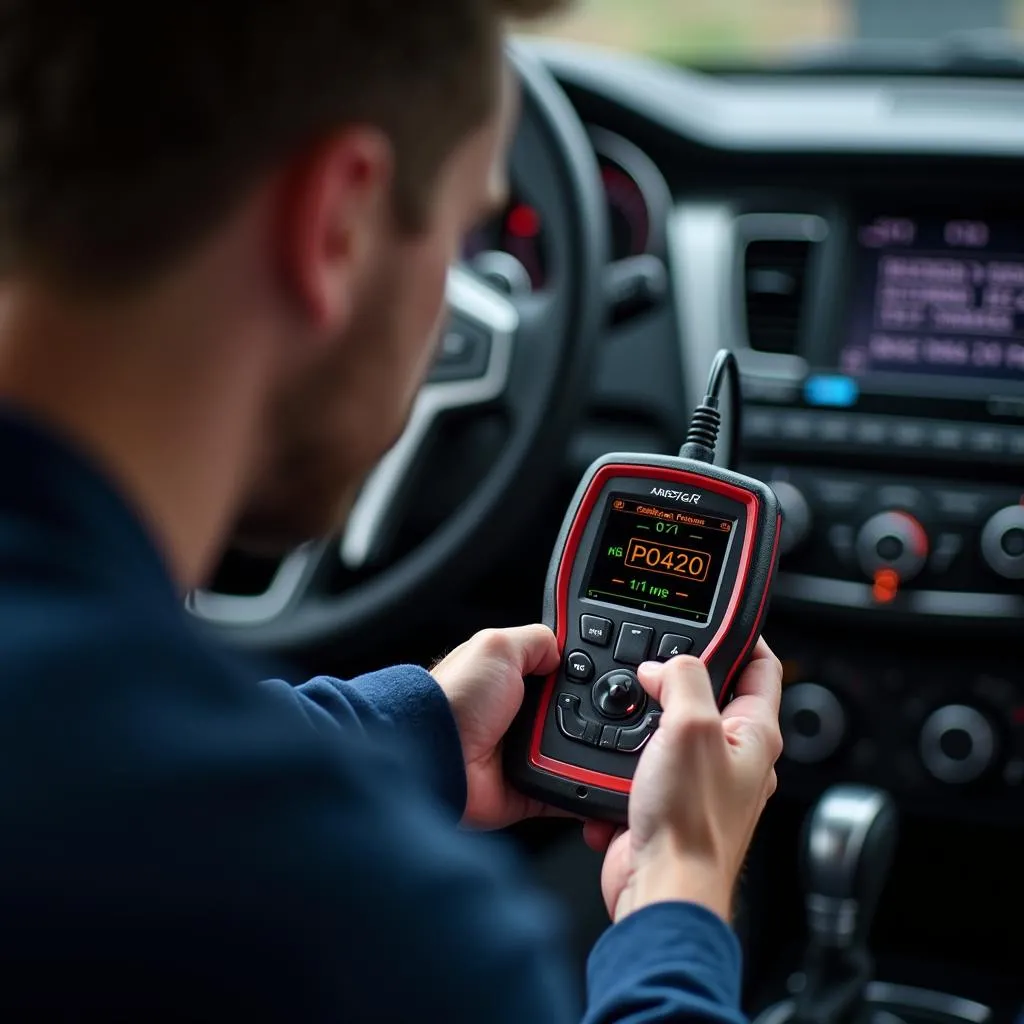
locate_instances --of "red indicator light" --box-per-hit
[1012,707,1024,726]
[872,568,900,604]
[507,204,540,238]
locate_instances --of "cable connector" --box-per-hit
[679,349,741,466]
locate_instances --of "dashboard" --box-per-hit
[506,42,1024,827]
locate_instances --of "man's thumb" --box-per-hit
[637,656,719,718]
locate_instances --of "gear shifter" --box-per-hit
[792,785,898,1024]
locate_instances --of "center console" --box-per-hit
[669,201,1024,823]
[745,208,1024,620]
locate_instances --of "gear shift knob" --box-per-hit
[801,785,898,949]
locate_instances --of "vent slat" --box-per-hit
[744,239,811,356]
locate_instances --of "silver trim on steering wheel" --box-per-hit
[340,267,518,569]
[187,266,517,627]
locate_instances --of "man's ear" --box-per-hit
[277,127,394,336]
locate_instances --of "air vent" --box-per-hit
[743,239,812,356]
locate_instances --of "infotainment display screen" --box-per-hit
[839,215,1024,384]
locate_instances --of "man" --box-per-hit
[0,1,783,1020]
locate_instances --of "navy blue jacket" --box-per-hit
[0,405,746,1022]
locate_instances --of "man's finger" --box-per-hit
[723,639,783,719]
[481,625,560,678]
[638,656,719,720]
[582,820,618,854]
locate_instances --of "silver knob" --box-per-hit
[856,510,929,583]
[771,480,812,557]
[919,705,996,785]
[980,505,1024,580]
[781,683,846,764]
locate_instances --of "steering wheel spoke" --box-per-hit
[339,267,519,570]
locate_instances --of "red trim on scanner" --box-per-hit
[528,464,763,792]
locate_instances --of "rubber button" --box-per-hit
[555,694,587,742]
[565,651,595,683]
[657,634,694,661]
[614,623,653,665]
[580,615,613,647]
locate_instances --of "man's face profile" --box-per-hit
[232,68,519,556]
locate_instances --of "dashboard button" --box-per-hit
[853,418,887,446]
[780,413,814,441]
[744,409,778,441]
[892,421,928,449]
[969,428,1004,455]
[580,615,613,647]
[932,425,966,452]
[565,651,595,683]
[555,694,588,742]
[828,524,856,567]
[930,533,964,575]
[614,623,653,665]
[583,720,603,746]
[657,634,694,661]
[934,489,987,521]
[813,478,865,511]
[820,417,852,444]
[599,726,620,750]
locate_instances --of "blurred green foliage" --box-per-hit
[526,0,1024,65]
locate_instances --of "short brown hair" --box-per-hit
[0,0,568,290]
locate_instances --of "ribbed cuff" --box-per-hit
[587,901,743,1018]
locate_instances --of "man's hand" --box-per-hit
[584,640,783,925]
[432,625,564,830]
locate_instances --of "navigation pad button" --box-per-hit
[614,623,653,665]
[617,712,662,754]
[555,694,588,742]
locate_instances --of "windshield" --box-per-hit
[530,0,1024,68]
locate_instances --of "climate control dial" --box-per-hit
[780,683,847,765]
[981,505,1024,580]
[919,705,996,785]
[856,511,929,583]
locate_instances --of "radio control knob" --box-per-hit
[981,505,1024,580]
[919,705,996,785]
[780,683,846,764]
[770,480,812,557]
[856,511,929,583]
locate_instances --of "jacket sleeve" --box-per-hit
[260,664,468,820]
[584,903,748,1024]
[260,668,746,1024]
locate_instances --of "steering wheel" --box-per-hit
[188,45,608,653]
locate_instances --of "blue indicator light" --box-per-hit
[804,375,859,408]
